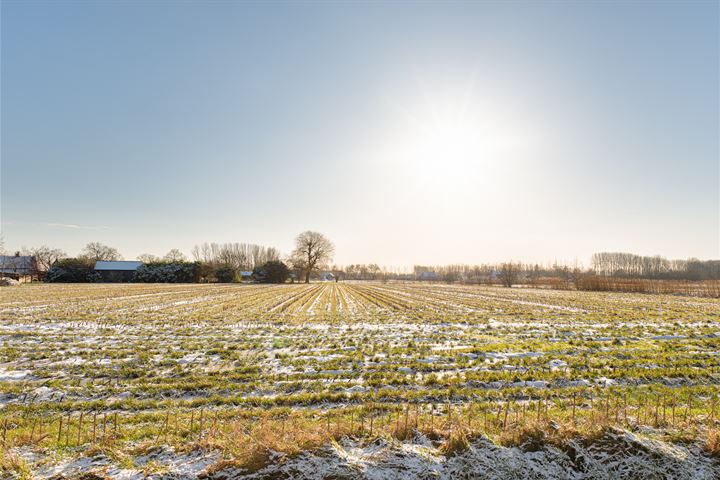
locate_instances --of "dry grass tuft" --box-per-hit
[201,459,244,477]
[441,432,471,456]
[416,423,446,442]
[498,424,548,450]
[204,414,329,473]
[496,419,607,452]
[704,429,720,458]
[390,421,415,441]
[127,440,162,456]
[0,450,32,480]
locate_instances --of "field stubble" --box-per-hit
[1,282,719,478]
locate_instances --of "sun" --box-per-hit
[398,110,493,188]
[421,120,481,165]
[378,79,540,195]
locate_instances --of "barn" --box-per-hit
[94,260,143,282]
[0,255,37,281]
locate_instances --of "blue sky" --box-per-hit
[1,1,718,267]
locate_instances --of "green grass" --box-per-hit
[1,282,718,474]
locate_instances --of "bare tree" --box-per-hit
[191,242,279,270]
[138,253,160,263]
[79,242,122,262]
[163,249,187,262]
[290,231,334,283]
[497,262,519,288]
[30,246,66,276]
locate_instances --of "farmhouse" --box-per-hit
[319,271,336,281]
[419,271,439,281]
[94,260,143,282]
[0,254,36,281]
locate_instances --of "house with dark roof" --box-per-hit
[0,255,36,280]
[94,260,143,282]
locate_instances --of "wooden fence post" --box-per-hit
[710,396,716,425]
[165,411,171,442]
[623,393,628,425]
[30,418,37,444]
[404,403,409,435]
[77,411,84,445]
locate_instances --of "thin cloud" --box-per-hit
[45,223,111,230]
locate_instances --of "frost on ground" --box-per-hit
[12,446,220,480]
[223,431,719,480]
[12,429,718,480]
[3,283,720,479]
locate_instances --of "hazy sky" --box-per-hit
[1,1,718,267]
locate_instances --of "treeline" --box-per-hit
[36,241,288,284]
[330,254,720,284]
[6,237,718,296]
[7,231,335,285]
[329,254,720,297]
[190,242,282,282]
[590,252,720,280]
[342,264,384,280]
[191,242,281,271]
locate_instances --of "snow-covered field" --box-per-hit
[1,282,718,478]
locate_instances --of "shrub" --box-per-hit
[215,265,237,283]
[46,258,95,282]
[253,261,290,284]
[198,262,215,282]
[133,262,201,283]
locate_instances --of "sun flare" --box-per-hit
[381,85,541,193]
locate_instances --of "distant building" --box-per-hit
[319,271,336,281]
[419,271,439,281]
[94,260,143,282]
[0,255,36,280]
